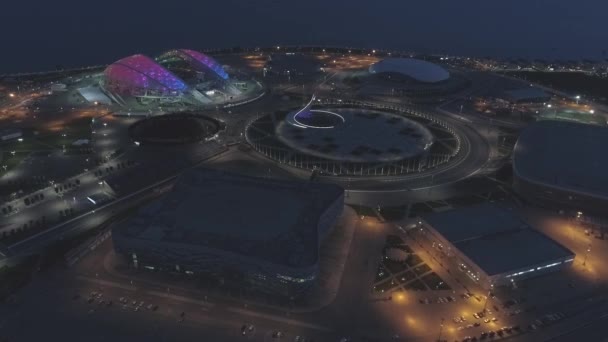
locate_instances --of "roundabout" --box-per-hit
[246,99,463,177]
[281,107,434,163]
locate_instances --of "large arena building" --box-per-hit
[99,49,263,108]
[513,120,608,216]
[112,168,344,297]
[416,203,574,289]
[354,57,470,103]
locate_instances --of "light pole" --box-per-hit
[482,285,493,313]
[547,104,556,119]
[583,244,591,266]
[437,317,445,342]
[575,95,580,105]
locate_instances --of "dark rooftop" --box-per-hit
[514,120,608,199]
[422,203,527,243]
[423,203,574,276]
[113,168,344,268]
[454,228,573,276]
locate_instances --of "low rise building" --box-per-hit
[417,203,574,289]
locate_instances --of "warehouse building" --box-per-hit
[417,203,574,289]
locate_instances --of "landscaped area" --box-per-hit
[372,235,449,294]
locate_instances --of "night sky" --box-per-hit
[1,0,606,73]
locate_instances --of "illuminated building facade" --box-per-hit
[416,203,574,289]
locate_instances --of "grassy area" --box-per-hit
[0,151,30,176]
[0,137,50,153]
[538,111,607,126]
[504,71,608,104]
[36,117,92,149]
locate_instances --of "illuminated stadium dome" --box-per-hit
[157,49,229,82]
[104,54,187,98]
[369,58,450,83]
[101,50,264,108]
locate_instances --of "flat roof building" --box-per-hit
[417,203,574,289]
[513,120,608,216]
[112,168,344,297]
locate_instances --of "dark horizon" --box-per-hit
[1,0,607,73]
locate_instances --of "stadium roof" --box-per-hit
[514,120,608,200]
[104,54,187,96]
[113,168,343,268]
[157,49,229,80]
[423,203,573,276]
[369,58,450,83]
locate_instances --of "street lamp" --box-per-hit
[583,244,591,266]
[575,95,580,104]
[483,285,494,313]
[547,104,557,118]
[437,317,445,342]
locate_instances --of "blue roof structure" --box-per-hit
[423,203,526,243]
[423,203,573,276]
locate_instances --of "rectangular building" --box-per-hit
[112,168,344,297]
[418,203,574,289]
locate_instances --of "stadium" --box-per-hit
[246,97,462,177]
[111,168,344,297]
[513,120,608,216]
[96,49,264,109]
[339,57,471,103]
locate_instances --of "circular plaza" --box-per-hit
[246,101,462,177]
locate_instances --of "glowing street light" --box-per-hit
[583,244,591,266]
[589,109,595,114]
[9,93,15,98]
[575,95,580,104]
